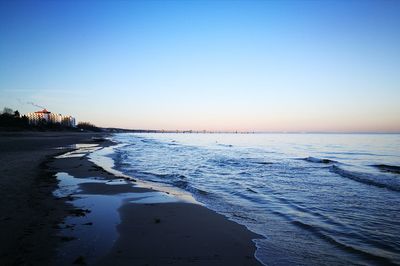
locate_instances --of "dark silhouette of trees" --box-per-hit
[2,107,13,115]
[77,122,100,132]
[0,107,29,129]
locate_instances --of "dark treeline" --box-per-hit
[0,107,30,129]
[77,122,101,132]
[0,107,99,132]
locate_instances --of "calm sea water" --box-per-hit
[106,133,400,265]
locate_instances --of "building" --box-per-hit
[27,109,76,127]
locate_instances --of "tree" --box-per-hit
[77,122,100,131]
[2,107,13,115]
[0,107,28,128]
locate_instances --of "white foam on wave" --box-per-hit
[88,142,200,205]
[55,143,101,159]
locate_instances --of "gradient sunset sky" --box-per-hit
[0,0,399,132]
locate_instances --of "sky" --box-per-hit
[0,0,399,132]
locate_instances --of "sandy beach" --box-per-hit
[0,132,105,265]
[0,132,261,265]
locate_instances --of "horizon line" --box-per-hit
[104,128,400,134]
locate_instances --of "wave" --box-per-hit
[209,158,246,168]
[167,143,178,146]
[232,212,257,222]
[371,164,400,174]
[209,157,275,169]
[195,188,209,195]
[128,169,211,196]
[172,180,189,189]
[254,161,274,165]
[246,187,258,193]
[323,151,390,157]
[330,165,400,192]
[170,181,213,198]
[301,157,337,164]
[138,172,187,181]
[217,143,233,147]
[291,220,395,265]
[140,139,154,143]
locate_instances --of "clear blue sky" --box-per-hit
[1,0,399,132]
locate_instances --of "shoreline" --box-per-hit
[0,131,262,265]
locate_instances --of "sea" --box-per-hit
[95,133,400,265]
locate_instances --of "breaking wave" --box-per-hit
[301,156,338,164]
[330,165,400,192]
[291,220,395,265]
[371,164,400,174]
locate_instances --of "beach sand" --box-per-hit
[0,132,105,265]
[0,131,262,265]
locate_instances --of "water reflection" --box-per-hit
[53,172,184,265]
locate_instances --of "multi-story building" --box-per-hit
[26,109,76,127]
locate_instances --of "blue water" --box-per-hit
[106,133,400,265]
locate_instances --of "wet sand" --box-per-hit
[0,131,262,265]
[0,131,106,265]
[99,203,262,265]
